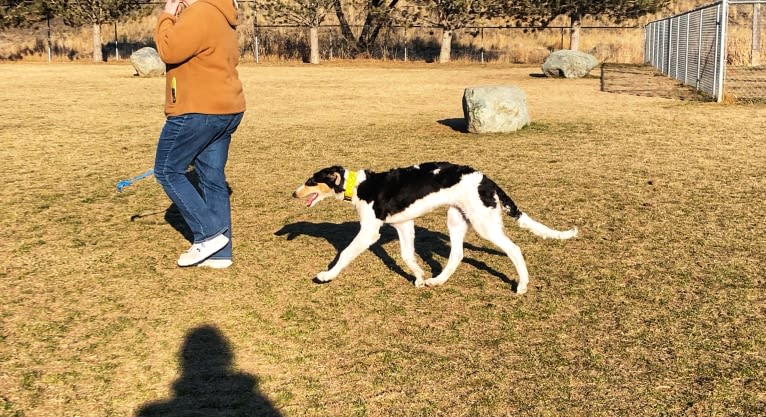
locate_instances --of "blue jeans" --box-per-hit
[154,113,243,260]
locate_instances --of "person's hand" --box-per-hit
[163,0,186,15]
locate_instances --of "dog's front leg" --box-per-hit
[316,220,383,283]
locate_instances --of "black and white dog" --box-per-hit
[292,162,577,294]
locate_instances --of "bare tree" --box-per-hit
[332,0,403,56]
[261,0,335,64]
[410,0,502,63]
[1,0,29,28]
[48,0,143,62]
[528,0,670,51]
[1,0,55,29]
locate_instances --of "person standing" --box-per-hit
[153,0,245,268]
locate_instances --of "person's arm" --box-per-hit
[154,0,205,64]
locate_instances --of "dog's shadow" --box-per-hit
[275,221,517,288]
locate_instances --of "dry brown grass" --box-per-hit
[1,62,765,417]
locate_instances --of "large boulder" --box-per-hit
[542,50,599,78]
[462,86,530,134]
[130,47,165,77]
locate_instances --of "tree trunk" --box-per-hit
[335,0,399,55]
[357,0,399,53]
[92,22,103,62]
[357,21,376,53]
[569,14,581,51]
[439,29,453,63]
[309,26,320,64]
[332,0,357,47]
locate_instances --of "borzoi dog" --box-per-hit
[292,162,577,294]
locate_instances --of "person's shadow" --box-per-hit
[136,325,283,417]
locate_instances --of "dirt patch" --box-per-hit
[600,63,710,101]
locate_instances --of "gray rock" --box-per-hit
[130,47,165,77]
[462,86,530,134]
[542,50,599,78]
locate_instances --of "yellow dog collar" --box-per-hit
[344,170,357,201]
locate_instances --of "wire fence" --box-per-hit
[97,25,649,65]
[645,0,766,102]
[2,10,648,65]
[726,0,766,102]
[246,25,646,64]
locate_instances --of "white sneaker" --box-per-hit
[177,234,229,267]
[197,259,233,269]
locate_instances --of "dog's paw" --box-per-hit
[414,278,425,288]
[516,285,528,295]
[423,278,443,287]
[314,271,336,283]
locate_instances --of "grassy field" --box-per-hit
[1,62,765,417]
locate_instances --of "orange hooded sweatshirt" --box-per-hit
[154,0,246,116]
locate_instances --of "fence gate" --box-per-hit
[645,0,766,102]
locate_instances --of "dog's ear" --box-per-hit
[331,172,342,186]
[322,166,345,191]
[311,166,345,192]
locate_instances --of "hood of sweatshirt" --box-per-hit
[199,0,238,27]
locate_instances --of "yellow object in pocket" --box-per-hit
[171,77,177,103]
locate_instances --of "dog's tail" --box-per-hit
[516,212,578,240]
[496,184,578,240]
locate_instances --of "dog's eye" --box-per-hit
[306,178,317,186]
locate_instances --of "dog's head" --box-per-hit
[293,166,345,207]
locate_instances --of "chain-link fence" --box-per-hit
[726,1,766,101]
[645,0,766,102]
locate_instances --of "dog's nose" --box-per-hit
[292,191,298,198]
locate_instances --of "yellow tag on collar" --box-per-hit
[344,171,357,201]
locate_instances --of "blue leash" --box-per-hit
[116,169,154,192]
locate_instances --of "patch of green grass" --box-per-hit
[1,397,25,417]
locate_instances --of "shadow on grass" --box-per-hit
[136,325,282,417]
[164,204,193,243]
[129,169,233,244]
[275,221,517,288]
[163,170,234,244]
[437,118,468,133]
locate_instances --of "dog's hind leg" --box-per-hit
[393,220,426,287]
[316,220,383,283]
[470,210,530,294]
[424,206,468,288]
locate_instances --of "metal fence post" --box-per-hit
[664,20,669,73]
[685,14,690,84]
[753,3,762,65]
[114,21,119,60]
[47,17,52,63]
[716,0,729,101]
[480,27,484,64]
[668,18,678,79]
[697,8,704,91]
